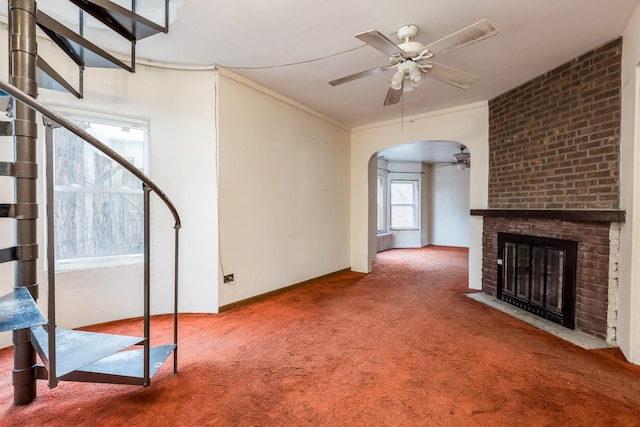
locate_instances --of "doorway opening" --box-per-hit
[372,140,470,265]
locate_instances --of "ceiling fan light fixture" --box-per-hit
[390,70,405,90]
[453,152,470,162]
[456,162,467,171]
[408,65,423,86]
[403,77,415,92]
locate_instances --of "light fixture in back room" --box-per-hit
[434,145,471,170]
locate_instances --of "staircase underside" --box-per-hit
[67,0,168,41]
[35,0,168,98]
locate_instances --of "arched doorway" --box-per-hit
[372,140,470,264]
[349,103,489,290]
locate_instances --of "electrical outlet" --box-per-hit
[223,274,235,284]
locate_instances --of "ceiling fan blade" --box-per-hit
[356,30,406,57]
[424,19,497,57]
[384,86,402,106]
[423,63,478,89]
[329,66,388,86]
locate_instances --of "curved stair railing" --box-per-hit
[0,78,182,389]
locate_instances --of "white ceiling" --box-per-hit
[378,140,466,164]
[134,0,637,127]
[24,0,640,162]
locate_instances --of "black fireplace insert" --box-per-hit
[497,233,578,329]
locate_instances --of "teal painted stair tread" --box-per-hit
[61,344,177,385]
[30,326,144,379]
[0,288,46,333]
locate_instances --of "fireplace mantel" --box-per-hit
[470,209,625,223]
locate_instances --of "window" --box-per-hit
[390,180,418,229]
[51,114,149,269]
[377,176,385,232]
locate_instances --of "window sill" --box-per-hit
[49,254,143,273]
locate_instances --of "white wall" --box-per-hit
[430,164,470,247]
[0,33,219,348]
[350,103,489,291]
[619,3,640,363]
[216,71,351,307]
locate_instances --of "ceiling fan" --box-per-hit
[329,20,497,106]
[435,146,471,170]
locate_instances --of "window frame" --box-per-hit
[376,175,386,233]
[46,109,151,272]
[389,179,419,230]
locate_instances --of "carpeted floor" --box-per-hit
[1,246,640,426]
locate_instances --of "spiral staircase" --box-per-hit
[0,0,181,406]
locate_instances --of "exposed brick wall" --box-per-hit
[488,38,621,209]
[482,39,623,340]
[482,217,612,340]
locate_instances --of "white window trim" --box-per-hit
[44,109,150,272]
[390,179,420,230]
[376,175,386,233]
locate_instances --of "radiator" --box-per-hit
[377,233,393,252]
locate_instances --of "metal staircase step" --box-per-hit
[0,162,10,176]
[0,246,18,263]
[0,161,38,178]
[0,288,46,333]
[36,57,82,99]
[0,90,10,122]
[0,121,12,137]
[67,0,168,41]
[0,203,38,219]
[30,326,144,379]
[0,245,37,263]
[36,11,132,71]
[61,344,177,385]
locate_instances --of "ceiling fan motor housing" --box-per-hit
[397,24,419,41]
[396,24,423,56]
[398,41,424,56]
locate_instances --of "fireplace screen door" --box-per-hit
[497,233,577,329]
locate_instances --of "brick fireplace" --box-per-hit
[474,212,623,341]
[473,38,624,342]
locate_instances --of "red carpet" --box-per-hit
[1,246,639,426]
